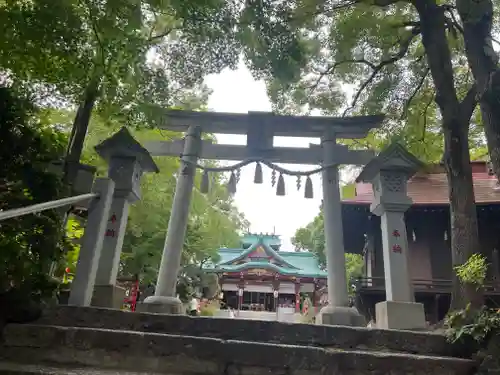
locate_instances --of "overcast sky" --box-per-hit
[204,62,325,250]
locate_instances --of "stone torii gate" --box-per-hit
[140,110,384,326]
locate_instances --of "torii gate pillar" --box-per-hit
[315,130,366,326]
[140,125,202,314]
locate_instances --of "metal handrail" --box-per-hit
[0,192,98,222]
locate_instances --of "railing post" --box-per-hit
[68,178,115,306]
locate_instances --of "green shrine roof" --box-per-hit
[203,234,327,278]
[241,233,282,249]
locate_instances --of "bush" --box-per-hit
[454,253,488,287]
[199,300,220,316]
[0,86,68,302]
[446,253,493,348]
[446,306,500,344]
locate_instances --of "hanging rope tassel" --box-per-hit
[200,170,210,193]
[254,162,263,184]
[304,176,313,199]
[227,172,237,195]
[276,173,285,196]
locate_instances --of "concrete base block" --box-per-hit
[137,296,184,315]
[375,301,426,330]
[316,305,366,327]
[91,285,126,309]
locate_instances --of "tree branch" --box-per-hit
[460,85,478,120]
[391,21,421,28]
[79,0,106,69]
[342,25,421,116]
[308,59,377,93]
[402,67,430,119]
[148,28,175,43]
[355,0,408,6]
[295,1,357,20]
[444,9,464,36]
[296,0,410,25]
[421,93,435,141]
[441,4,457,10]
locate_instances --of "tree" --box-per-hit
[240,0,481,310]
[0,0,240,186]
[453,0,500,182]
[292,209,364,292]
[0,86,68,301]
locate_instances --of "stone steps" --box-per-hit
[0,362,163,375]
[35,306,462,357]
[0,324,475,375]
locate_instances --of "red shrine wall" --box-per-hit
[408,237,432,281]
[369,225,434,282]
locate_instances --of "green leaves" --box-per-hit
[455,253,488,287]
[0,0,88,95]
[0,0,243,139]
[291,208,363,295]
[241,0,486,165]
[446,305,500,344]
[240,0,310,83]
[0,87,69,298]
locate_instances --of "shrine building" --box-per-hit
[203,233,327,312]
[343,160,500,323]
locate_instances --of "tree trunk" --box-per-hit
[413,0,481,311]
[63,78,100,188]
[455,0,500,180]
[443,116,482,310]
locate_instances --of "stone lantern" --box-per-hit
[356,143,426,330]
[92,127,159,308]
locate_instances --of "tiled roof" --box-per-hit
[219,239,299,269]
[204,246,327,278]
[344,172,500,205]
[276,252,327,277]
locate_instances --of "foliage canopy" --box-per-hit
[291,209,363,292]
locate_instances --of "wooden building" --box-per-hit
[203,233,327,313]
[342,161,500,323]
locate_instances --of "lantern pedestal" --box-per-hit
[138,296,184,315]
[375,301,426,330]
[91,285,126,309]
[316,305,366,327]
